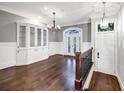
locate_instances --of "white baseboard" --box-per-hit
[82,42,91,52]
[82,64,95,90]
[116,73,124,90]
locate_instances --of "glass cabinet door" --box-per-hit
[18,24,48,48]
[37,28,42,46]
[43,29,48,46]
[30,27,35,47]
[19,25,26,47]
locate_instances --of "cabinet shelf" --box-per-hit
[17,23,48,66]
[17,23,48,48]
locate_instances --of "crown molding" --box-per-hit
[60,18,91,27]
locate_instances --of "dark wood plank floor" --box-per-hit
[0,55,121,91]
[0,55,75,91]
[89,71,121,91]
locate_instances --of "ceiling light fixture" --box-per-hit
[44,7,48,10]
[100,2,108,29]
[47,12,61,31]
[38,16,42,19]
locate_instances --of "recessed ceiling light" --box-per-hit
[38,16,42,19]
[44,7,48,10]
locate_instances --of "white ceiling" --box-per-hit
[0,2,122,26]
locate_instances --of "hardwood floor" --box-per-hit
[0,55,121,91]
[0,55,75,91]
[89,71,121,91]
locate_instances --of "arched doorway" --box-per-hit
[63,27,83,56]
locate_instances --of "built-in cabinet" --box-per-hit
[16,23,48,66]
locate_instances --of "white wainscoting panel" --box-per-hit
[0,42,91,69]
[48,42,91,56]
[0,42,16,69]
[48,42,63,56]
[27,46,48,64]
[82,42,91,52]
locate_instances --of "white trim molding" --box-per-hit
[63,27,83,56]
[116,73,124,90]
[83,64,95,90]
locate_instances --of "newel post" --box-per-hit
[75,52,82,90]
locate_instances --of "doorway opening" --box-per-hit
[63,27,82,56]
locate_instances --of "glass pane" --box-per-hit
[37,28,41,46]
[98,23,114,32]
[73,37,76,53]
[79,37,81,52]
[30,27,35,47]
[19,26,26,47]
[68,37,71,53]
[43,29,47,46]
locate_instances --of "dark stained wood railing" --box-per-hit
[75,47,93,90]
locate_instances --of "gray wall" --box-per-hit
[48,31,58,42]
[0,10,29,42]
[0,10,91,43]
[0,10,42,42]
[48,23,91,42]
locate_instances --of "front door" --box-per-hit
[95,20,116,75]
[64,27,82,56]
[66,36,80,56]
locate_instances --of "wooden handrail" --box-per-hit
[75,47,93,90]
[81,47,93,58]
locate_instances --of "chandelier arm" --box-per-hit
[48,12,60,31]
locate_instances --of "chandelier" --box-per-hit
[47,12,61,31]
[100,2,108,29]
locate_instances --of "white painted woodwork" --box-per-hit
[16,23,48,66]
[0,42,16,69]
[95,19,117,75]
[63,27,83,56]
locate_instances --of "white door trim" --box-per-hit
[94,18,117,75]
[63,27,83,56]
